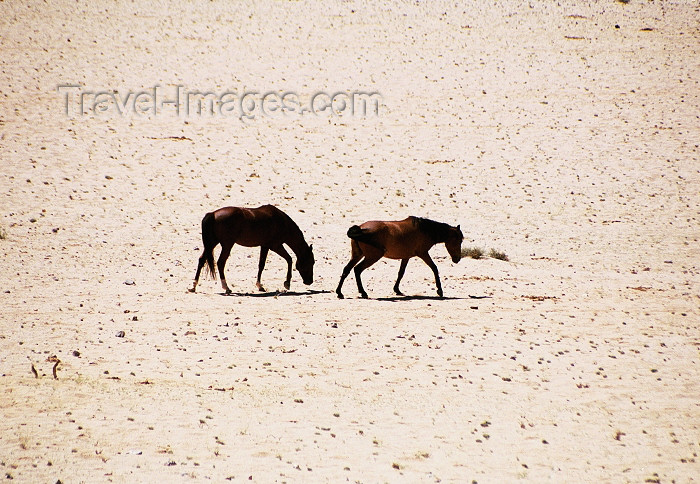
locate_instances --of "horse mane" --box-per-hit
[266,205,310,252]
[411,216,452,242]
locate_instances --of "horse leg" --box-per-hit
[353,251,382,299]
[336,240,363,299]
[256,247,269,292]
[419,253,443,297]
[189,253,207,293]
[270,245,293,291]
[218,243,233,294]
[393,258,410,296]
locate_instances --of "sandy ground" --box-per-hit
[1,0,699,482]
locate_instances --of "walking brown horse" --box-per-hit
[189,205,314,294]
[336,216,463,299]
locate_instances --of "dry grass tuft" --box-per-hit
[461,247,484,259]
[488,248,509,261]
[461,246,509,261]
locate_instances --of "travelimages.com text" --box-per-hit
[57,85,382,120]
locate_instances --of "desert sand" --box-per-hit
[1,0,698,482]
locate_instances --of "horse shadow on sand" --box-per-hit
[218,290,490,301]
[220,289,331,298]
[375,294,491,302]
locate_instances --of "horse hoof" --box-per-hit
[187,287,196,293]
[360,293,369,299]
[225,289,232,295]
[337,292,344,299]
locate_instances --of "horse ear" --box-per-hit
[456,225,461,230]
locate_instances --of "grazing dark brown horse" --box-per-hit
[189,205,314,294]
[336,216,463,299]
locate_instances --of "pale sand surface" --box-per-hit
[1,0,699,482]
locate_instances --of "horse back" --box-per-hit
[211,205,294,247]
[351,218,431,259]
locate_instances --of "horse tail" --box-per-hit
[347,225,364,240]
[201,212,217,280]
[347,225,383,249]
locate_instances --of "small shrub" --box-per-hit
[488,248,509,261]
[0,226,7,240]
[461,247,484,259]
